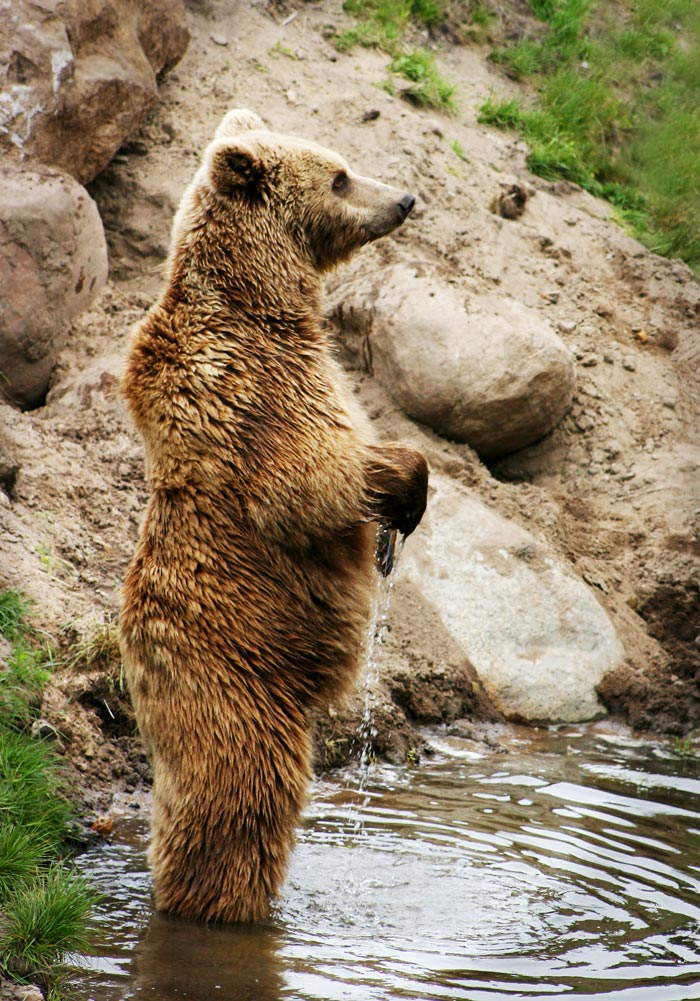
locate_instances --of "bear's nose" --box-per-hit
[398,194,416,219]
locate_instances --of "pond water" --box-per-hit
[70,724,700,1001]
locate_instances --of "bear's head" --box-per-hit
[173,109,415,276]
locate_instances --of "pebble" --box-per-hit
[622,356,637,371]
[30,718,61,741]
[575,413,596,432]
[580,354,598,367]
[210,33,228,46]
[557,320,576,334]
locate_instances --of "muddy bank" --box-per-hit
[0,0,699,817]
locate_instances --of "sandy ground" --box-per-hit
[1,0,699,806]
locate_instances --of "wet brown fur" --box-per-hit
[119,109,428,923]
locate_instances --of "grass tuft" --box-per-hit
[0,590,31,642]
[390,49,456,110]
[0,591,53,726]
[337,0,457,111]
[0,866,97,981]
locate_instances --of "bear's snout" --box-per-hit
[398,194,416,220]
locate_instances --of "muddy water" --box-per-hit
[71,725,700,1000]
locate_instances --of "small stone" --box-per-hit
[210,33,229,45]
[622,357,637,371]
[286,88,297,105]
[580,354,598,367]
[362,109,381,122]
[594,303,612,317]
[544,291,560,304]
[663,397,677,410]
[558,320,576,334]
[603,353,614,364]
[575,413,596,432]
[31,719,61,741]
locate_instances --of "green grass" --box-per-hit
[0,589,97,992]
[390,49,456,109]
[482,0,700,267]
[0,591,53,726]
[0,867,97,983]
[336,0,457,111]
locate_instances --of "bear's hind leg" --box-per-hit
[148,724,311,923]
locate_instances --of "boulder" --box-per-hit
[0,166,108,409]
[397,474,624,723]
[0,0,189,185]
[334,265,576,458]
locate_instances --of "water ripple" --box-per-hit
[70,725,700,1000]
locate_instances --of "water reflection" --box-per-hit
[132,914,285,1000]
[71,724,700,1000]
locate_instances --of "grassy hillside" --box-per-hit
[480,0,700,267]
[338,0,700,267]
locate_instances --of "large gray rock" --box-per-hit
[0,166,108,408]
[397,474,624,722]
[335,266,576,459]
[0,0,189,185]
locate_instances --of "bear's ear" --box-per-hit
[215,108,267,140]
[209,140,266,194]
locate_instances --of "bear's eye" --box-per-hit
[332,171,349,194]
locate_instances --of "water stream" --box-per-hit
[70,723,700,1000]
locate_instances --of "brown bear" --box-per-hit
[119,108,428,924]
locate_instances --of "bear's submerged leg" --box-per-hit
[147,721,311,924]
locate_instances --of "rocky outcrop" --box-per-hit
[333,266,576,459]
[0,166,108,409]
[0,0,189,410]
[0,0,190,185]
[398,474,624,723]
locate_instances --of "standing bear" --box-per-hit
[120,108,428,923]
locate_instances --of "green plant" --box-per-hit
[0,826,52,902]
[269,40,297,60]
[61,619,121,676]
[0,866,97,983]
[672,731,699,759]
[36,543,72,578]
[336,0,457,111]
[451,138,469,161]
[0,591,53,726]
[0,589,31,641]
[0,728,72,846]
[390,49,456,110]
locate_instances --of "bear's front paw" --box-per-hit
[365,444,428,538]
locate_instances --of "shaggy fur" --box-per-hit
[119,109,428,923]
